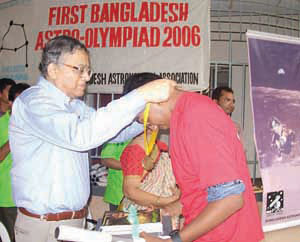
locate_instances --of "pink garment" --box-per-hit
[120,141,168,177]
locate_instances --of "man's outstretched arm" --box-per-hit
[142,181,245,242]
[177,193,243,242]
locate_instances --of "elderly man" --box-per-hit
[9,36,175,242]
[123,73,263,242]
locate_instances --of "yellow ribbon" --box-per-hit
[143,103,158,156]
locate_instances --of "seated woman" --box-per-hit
[120,127,179,210]
[120,72,179,211]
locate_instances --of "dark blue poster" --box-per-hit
[247,30,300,232]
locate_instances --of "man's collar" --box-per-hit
[38,76,72,104]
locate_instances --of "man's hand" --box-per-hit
[161,186,181,208]
[170,186,181,201]
[162,200,183,217]
[137,79,177,103]
[140,232,171,242]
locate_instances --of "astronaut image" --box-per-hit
[270,117,295,158]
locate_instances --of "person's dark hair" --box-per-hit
[212,86,234,101]
[8,83,30,102]
[0,78,16,93]
[39,35,89,78]
[123,72,161,96]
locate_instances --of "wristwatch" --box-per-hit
[169,230,182,242]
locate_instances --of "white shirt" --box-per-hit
[9,76,144,214]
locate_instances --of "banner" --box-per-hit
[247,30,300,232]
[0,0,210,93]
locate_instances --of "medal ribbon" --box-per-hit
[143,103,158,156]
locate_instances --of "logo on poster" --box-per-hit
[266,190,284,214]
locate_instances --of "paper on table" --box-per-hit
[55,225,112,242]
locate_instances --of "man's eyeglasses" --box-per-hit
[61,63,93,78]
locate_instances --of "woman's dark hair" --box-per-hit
[38,35,89,78]
[0,78,16,93]
[8,83,30,102]
[123,72,161,96]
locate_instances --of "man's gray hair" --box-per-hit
[39,35,89,78]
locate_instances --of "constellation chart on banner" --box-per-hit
[0,20,29,67]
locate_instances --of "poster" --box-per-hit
[0,0,210,93]
[247,30,300,232]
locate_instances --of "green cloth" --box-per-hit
[0,112,15,207]
[100,141,130,206]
